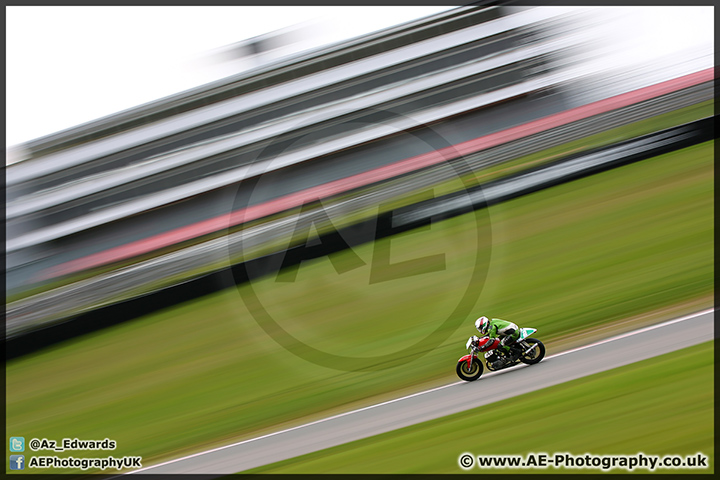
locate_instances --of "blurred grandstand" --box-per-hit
[5,4,713,340]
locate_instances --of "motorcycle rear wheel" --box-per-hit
[519,338,545,364]
[456,358,483,381]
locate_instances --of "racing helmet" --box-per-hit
[475,316,490,335]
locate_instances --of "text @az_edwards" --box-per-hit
[29,437,116,452]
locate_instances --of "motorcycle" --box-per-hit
[456,328,546,381]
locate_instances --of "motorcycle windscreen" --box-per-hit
[520,328,537,339]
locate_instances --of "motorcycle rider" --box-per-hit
[475,316,521,357]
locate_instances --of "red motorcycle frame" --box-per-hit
[456,330,545,381]
[458,336,499,372]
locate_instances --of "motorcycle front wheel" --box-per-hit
[519,338,545,364]
[456,358,483,381]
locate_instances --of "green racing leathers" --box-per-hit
[486,318,520,354]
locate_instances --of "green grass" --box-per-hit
[6,141,713,473]
[241,341,714,474]
[7,99,712,304]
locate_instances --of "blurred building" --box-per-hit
[7,4,713,339]
[204,22,322,71]
[6,5,567,290]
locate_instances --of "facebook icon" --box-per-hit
[10,455,25,470]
